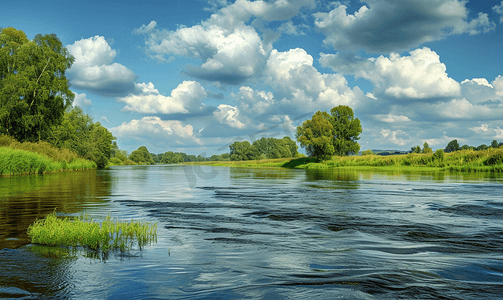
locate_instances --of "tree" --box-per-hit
[251,136,296,159]
[491,140,499,148]
[422,142,432,154]
[0,28,74,142]
[411,145,421,153]
[229,141,260,161]
[129,146,154,165]
[296,111,335,161]
[330,105,362,156]
[444,139,460,153]
[362,149,373,156]
[48,107,115,168]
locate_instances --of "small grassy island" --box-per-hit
[27,212,157,254]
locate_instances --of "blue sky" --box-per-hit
[3,0,503,155]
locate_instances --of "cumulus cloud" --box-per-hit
[111,116,202,146]
[72,92,92,108]
[118,81,208,115]
[494,1,503,23]
[213,104,246,129]
[133,0,315,84]
[313,0,496,53]
[67,36,136,96]
[376,114,411,123]
[265,48,368,113]
[321,47,461,100]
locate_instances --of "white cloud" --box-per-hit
[313,0,496,53]
[461,78,493,88]
[73,92,92,108]
[67,36,136,96]
[111,116,201,145]
[494,1,503,23]
[213,104,246,129]
[321,47,461,100]
[265,48,367,112]
[493,75,503,96]
[376,114,411,123]
[378,129,410,146]
[118,81,207,114]
[133,0,315,84]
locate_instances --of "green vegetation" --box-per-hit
[229,136,298,161]
[0,27,74,142]
[189,148,503,172]
[296,105,362,160]
[27,211,157,254]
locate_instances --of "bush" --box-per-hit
[433,149,444,161]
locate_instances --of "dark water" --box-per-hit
[1,166,503,299]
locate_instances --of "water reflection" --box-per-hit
[0,170,112,249]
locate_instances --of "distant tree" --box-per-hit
[129,146,154,165]
[411,145,421,154]
[422,142,432,154]
[252,136,295,159]
[230,141,260,161]
[160,151,184,164]
[362,149,373,156]
[433,149,444,161]
[475,144,489,151]
[491,140,499,148]
[461,144,472,150]
[0,28,75,142]
[444,139,460,153]
[282,136,299,157]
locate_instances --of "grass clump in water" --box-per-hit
[27,212,157,254]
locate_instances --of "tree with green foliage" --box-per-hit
[330,105,362,156]
[422,142,432,154]
[0,27,74,142]
[160,151,184,164]
[296,111,335,161]
[491,140,499,148]
[444,139,460,153]
[48,107,115,168]
[282,136,299,157]
[251,136,296,159]
[362,149,373,156]
[129,146,154,165]
[411,145,421,153]
[230,141,260,161]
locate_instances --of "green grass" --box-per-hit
[27,211,157,254]
[185,148,503,173]
[0,147,96,175]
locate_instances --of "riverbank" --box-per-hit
[0,147,96,176]
[185,148,503,172]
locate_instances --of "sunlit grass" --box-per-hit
[0,147,96,175]
[184,148,503,172]
[27,212,157,254]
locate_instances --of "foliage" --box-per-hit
[362,149,373,156]
[129,146,154,165]
[296,111,334,161]
[251,136,298,159]
[422,142,432,154]
[230,141,260,161]
[0,27,74,142]
[48,107,116,168]
[27,211,157,254]
[330,105,362,156]
[160,151,185,164]
[444,139,460,153]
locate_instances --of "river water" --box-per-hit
[1,165,502,299]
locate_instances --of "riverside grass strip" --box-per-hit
[185,148,503,172]
[27,212,157,254]
[0,147,96,175]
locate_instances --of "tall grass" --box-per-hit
[0,147,95,175]
[27,212,157,254]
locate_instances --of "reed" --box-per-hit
[27,212,157,254]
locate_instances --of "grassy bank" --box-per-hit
[0,147,96,175]
[186,148,503,172]
[27,212,157,254]
[0,134,96,175]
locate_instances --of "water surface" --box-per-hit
[1,166,502,299]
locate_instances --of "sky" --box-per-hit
[2,0,503,156]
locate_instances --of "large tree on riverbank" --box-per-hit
[0,27,74,142]
[296,105,362,160]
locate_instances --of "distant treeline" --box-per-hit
[110,136,300,166]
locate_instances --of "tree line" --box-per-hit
[0,27,115,168]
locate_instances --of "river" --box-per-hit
[1,165,502,299]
